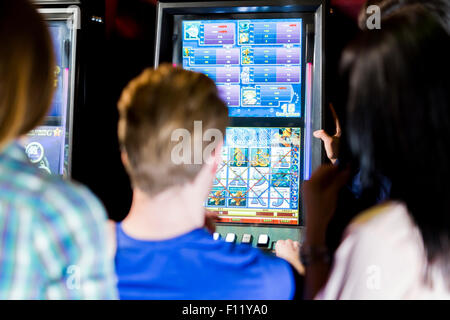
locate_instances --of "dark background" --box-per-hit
[69,0,364,221]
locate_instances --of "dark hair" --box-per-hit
[342,5,450,285]
[0,0,55,149]
[325,8,359,158]
[359,0,450,33]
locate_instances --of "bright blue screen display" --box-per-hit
[205,127,301,225]
[182,19,303,118]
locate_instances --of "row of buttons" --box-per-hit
[213,232,270,247]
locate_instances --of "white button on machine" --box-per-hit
[213,232,220,241]
[225,233,236,243]
[241,234,252,244]
[257,234,270,247]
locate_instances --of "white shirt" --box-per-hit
[317,202,450,299]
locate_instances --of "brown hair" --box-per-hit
[0,0,55,150]
[118,64,229,196]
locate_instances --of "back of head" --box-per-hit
[0,0,55,149]
[342,5,450,284]
[118,64,228,196]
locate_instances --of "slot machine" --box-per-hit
[155,0,325,250]
[25,0,81,177]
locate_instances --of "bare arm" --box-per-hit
[302,165,350,299]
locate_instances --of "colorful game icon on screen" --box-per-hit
[271,168,291,188]
[250,148,270,167]
[241,48,252,64]
[184,23,200,40]
[229,147,249,167]
[228,187,247,207]
[239,32,249,44]
[239,21,250,32]
[242,88,257,105]
[208,187,226,206]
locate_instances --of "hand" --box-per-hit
[303,165,350,245]
[204,211,219,234]
[275,239,305,275]
[313,103,341,165]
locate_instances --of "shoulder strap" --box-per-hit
[106,219,117,258]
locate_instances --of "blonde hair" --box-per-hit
[0,0,55,150]
[118,64,228,196]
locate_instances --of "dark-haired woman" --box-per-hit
[303,4,450,299]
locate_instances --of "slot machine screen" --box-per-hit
[158,0,324,240]
[24,21,72,176]
[206,127,301,225]
[182,18,302,118]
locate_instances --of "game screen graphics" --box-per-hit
[182,18,302,118]
[205,127,301,225]
[24,22,69,176]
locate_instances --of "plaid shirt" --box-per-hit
[0,141,117,299]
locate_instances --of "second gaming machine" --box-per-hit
[25,1,80,177]
[155,0,325,251]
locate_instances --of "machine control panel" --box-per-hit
[225,233,237,243]
[212,225,303,253]
[257,234,270,247]
[241,234,253,244]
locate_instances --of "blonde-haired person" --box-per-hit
[0,0,117,299]
[110,64,304,300]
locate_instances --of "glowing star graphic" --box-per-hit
[53,127,62,137]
